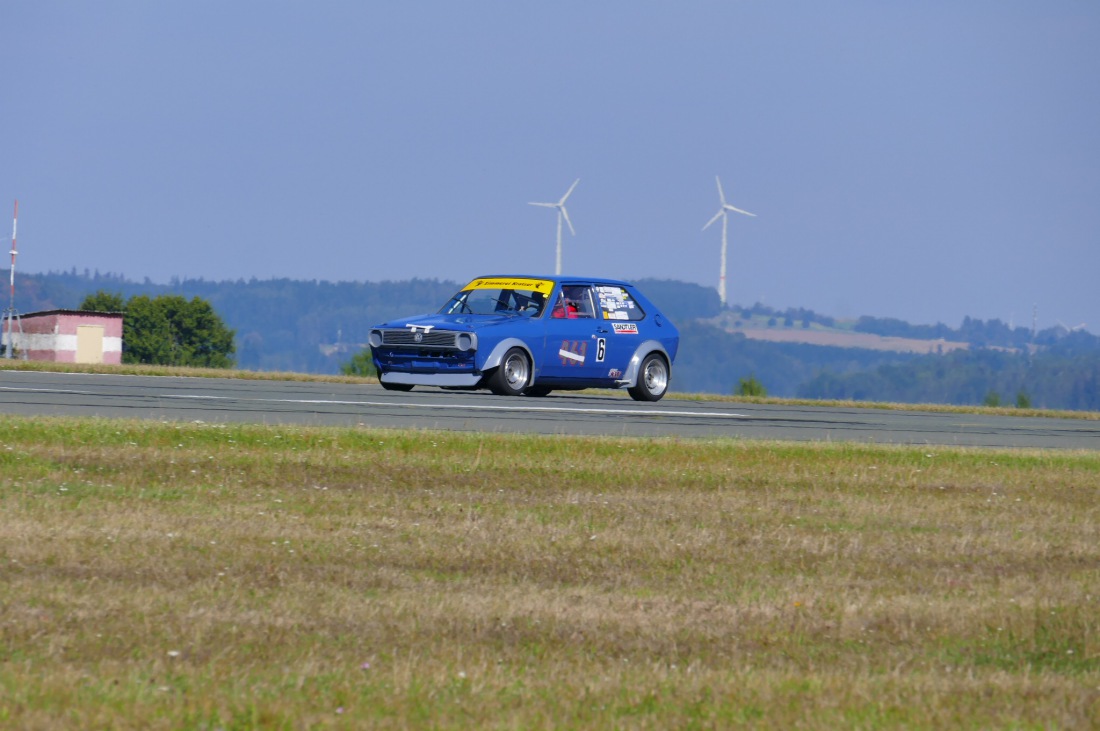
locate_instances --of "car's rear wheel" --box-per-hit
[488,347,530,396]
[380,381,414,392]
[524,385,553,397]
[628,353,669,402]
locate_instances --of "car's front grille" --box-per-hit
[378,330,460,348]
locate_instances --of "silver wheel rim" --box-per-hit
[643,359,668,394]
[503,352,528,390]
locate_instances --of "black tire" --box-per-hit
[627,353,670,402]
[524,385,553,397]
[487,347,530,396]
[380,381,414,392]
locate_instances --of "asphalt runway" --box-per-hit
[1,369,1098,450]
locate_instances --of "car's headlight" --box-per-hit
[456,332,476,351]
[369,330,383,348]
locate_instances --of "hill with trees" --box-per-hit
[7,268,1100,411]
[12,269,457,373]
[798,334,1100,410]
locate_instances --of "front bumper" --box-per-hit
[379,372,482,387]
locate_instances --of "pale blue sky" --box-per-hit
[2,2,1098,330]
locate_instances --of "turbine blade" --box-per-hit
[559,178,580,205]
[702,210,724,231]
[529,202,556,208]
[560,206,576,235]
[724,204,757,217]
[715,176,727,206]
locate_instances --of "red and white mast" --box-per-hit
[5,200,18,358]
[8,199,17,312]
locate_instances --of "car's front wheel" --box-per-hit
[628,353,669,402]
[487,347,530,396]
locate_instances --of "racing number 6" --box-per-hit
[596,338,606,362]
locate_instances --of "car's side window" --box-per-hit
[549,292,568,318]
[596,286,645,321]
[551,285,596,319]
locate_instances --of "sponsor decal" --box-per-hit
[463,277,554,295]
[596,338,606,362]
[558,340,587,366]
[612,322,639,334]
[597,286,635,313]
[608,368,623,379]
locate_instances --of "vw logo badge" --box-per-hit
[414,332,423,343]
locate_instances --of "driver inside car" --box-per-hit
[550,287,586,319]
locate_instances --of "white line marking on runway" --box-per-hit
[162,394,749,419]
[0,386,94,395]
[0,385,748,419]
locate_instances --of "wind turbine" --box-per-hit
[1057,320,1087,333]
[702,176,755,306]
[4,200,22,359]
[529,178,579,275]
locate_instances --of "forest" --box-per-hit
[798,338,1100,411]
[7,268,1100,410]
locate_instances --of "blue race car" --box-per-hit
[368,275,679,401]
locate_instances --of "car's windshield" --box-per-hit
[440,277,554,317]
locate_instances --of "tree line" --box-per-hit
[852,314,1089,350]
[797,343,1100,411]
[17,271,459,373]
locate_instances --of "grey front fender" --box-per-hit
[481,338,536,384]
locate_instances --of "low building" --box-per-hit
[2,310,123,364]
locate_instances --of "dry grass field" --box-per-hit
[1,415,1098,729]
[706,312,971,354]
[729,326,972,355]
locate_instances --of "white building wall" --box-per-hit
[4,332,123,354]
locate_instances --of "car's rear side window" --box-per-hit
[596,286,645,321]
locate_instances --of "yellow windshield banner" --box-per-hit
[463,277,555,295]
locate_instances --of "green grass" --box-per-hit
[1,415,1098,728]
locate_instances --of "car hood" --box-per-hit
[373,313,526,331]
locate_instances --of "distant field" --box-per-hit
[707,312,972,354]
[731,326,972,354]
[1,416,1097,729]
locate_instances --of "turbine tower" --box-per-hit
[529,178,579,275]
[702,176,755,306]
[4,200,23,359]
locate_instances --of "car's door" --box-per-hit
[538,283,631,383]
